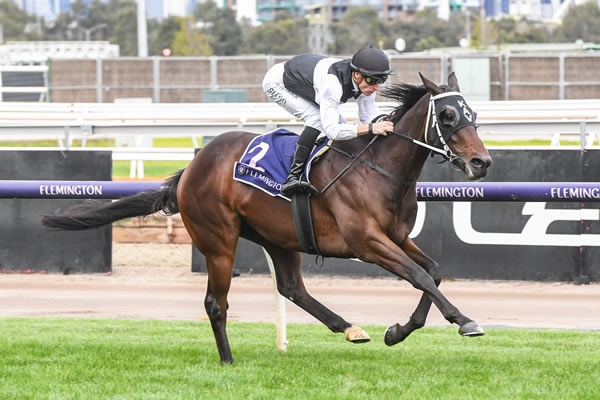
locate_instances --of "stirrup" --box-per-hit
[281,180,318,196]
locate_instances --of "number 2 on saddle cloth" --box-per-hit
[233,128,329,201]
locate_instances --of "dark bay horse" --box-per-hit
[42,73,492,364]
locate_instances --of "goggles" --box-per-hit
[364,75,387,86]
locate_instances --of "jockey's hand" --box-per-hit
[372,121,394,136]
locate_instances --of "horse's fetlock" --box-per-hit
[409,318,425,330]
[276,283,298,301]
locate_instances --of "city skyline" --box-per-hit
[8,0,597,24]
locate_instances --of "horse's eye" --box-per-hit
[440,109,457,126]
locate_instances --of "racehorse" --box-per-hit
[42,72,492,364]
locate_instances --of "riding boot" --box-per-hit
[281,144,318,196]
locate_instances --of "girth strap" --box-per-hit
[290,193,321,255]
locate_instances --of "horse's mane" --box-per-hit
[381,83,429,124]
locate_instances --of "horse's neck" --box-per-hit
[376,94,431,184]
[323,94,431,196]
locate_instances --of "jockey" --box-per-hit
[262,46,396,196]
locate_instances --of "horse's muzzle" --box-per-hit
[453,155,492,180]
[466,155,492,180]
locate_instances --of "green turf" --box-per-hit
[153,137,196,148]
[0,318,598,399]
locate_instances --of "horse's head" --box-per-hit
[420,72,492,180]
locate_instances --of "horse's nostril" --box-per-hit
[471,157,492,169]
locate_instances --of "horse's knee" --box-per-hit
[204,293,223,320]
[407,267,435,289]
[427,261,441,285]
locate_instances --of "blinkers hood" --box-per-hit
[427,91,478,148]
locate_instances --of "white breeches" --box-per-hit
[262,62,323,133]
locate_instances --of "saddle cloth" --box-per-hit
[233,128,329,200]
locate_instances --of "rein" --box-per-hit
[319,91,471,193]
[322,133,417,194]
[389,130,453,160]
[320,113,449,193]
[321,135,381,194]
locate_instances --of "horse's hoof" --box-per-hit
[384,323,413,346]
[383,324,404,346]
[345,326,370,344]
[459,321,485,337]
[384,323,401,346]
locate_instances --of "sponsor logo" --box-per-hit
[245,168,282,191]
[266,87,287,105]
[550,187,600,200]
[417,186,484,199]
[452,202,600,246]
[39,185,103,196]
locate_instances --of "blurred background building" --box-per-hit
[8,0,597,23]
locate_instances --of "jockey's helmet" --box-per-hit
[350,46,396,79]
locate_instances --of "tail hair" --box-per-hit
[41,169,184,231]
[150,168,182,215]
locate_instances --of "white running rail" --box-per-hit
[1,100,599,177]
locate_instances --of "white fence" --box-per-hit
[0,100,599,177]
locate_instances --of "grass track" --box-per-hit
[1,318,598,399]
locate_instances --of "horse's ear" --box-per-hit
[419,72,442,95]
[448,72,461,92]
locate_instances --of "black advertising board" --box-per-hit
[0,151,112,273]
[193,149,600,282]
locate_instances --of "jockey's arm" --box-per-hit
[356,93,393,136]
[318,76,360,140]
[319,76,392,139]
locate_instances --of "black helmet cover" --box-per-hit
[350,46,396,77]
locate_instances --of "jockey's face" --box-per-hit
[353,72,381,97]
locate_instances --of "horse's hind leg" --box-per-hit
[204,253,235,364]
[262,242,370,343]
[385,238,440,346]
[182,214,239,364]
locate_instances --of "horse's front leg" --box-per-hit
[262,242,370,344]
[385,237,441,345]
[351,228,484,339]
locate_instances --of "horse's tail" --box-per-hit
[41,169,184,231]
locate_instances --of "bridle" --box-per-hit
[390,90,477,163]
